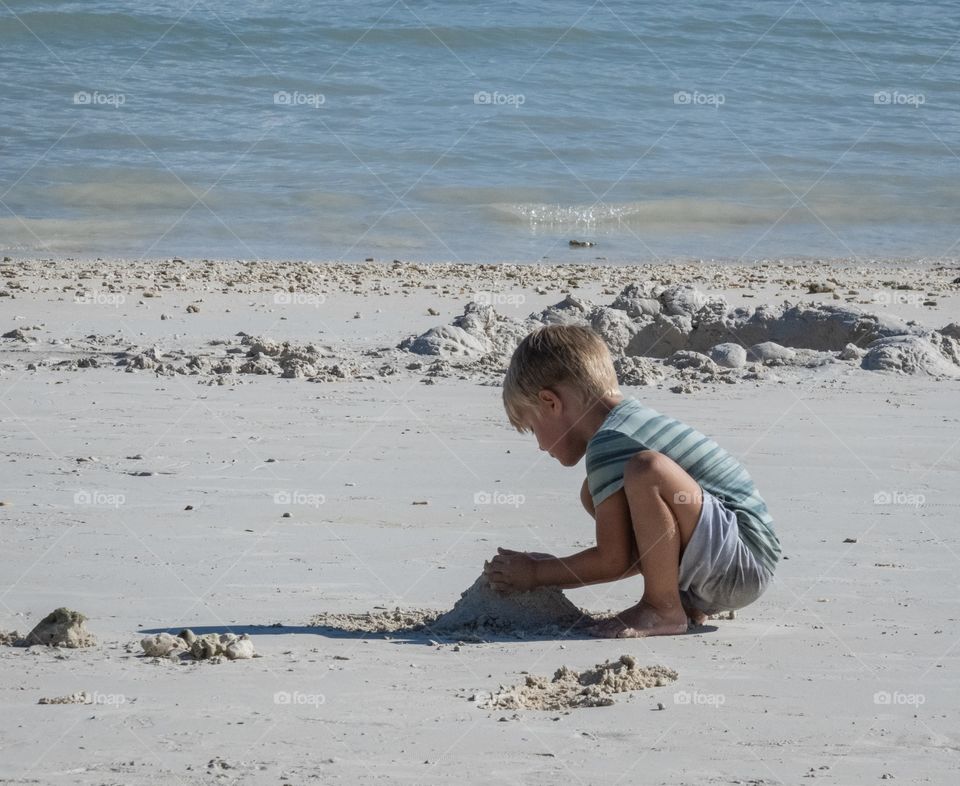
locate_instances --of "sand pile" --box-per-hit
[400,283,960,382]
[308,607,438,634]
[431,575,588,636]
[38,691,92,705]
[1,608,97,648]
[117,335,369,382]
[140,629,257,662]
[399,302,530,359]
[861,333,960,377]
[0,629,23,646]
[309,575,591,640]
[477,654,677,710]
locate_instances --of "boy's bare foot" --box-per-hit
[684,605,708,626]
[589,601,689,638]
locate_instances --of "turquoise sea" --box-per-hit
[1,1,958,262]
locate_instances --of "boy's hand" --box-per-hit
[484,547,541,594]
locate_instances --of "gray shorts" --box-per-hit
[678,489,772,614]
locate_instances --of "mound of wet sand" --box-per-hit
[477,654,677,710]
[310,575,592,640]
[1,608,97,648]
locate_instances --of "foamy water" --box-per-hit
[1,1,958,262]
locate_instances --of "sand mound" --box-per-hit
[399,302,530,358]
[140,629,257,661]
[308,608,437,634]
[431,575,588,636]
[38,691,91,705]
[400,283,960,382]
[861,333,960,377]
[0,630,23,646]
[21,608,96,648]
[309,575,591,640]
[477,654,677,710]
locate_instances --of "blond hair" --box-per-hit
[503,324,619,432]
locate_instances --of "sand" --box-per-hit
[309,574,591,640]
[1,256,958,784]
[431,574,590,636]
[0,630,23,646]
[37,691,92,706]
[402,281,960,383]
[140,630,257,661]
[477,655,678,710]
[3,257,959,394]
[4,608,98,648]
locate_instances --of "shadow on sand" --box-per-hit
[139,622,718,644]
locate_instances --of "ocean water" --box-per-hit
[1,1,958,263]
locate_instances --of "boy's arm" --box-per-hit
[533,489,638,588]
[486,490,638,593]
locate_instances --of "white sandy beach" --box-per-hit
[1,256,959,784]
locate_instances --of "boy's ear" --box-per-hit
[537,387,562,411]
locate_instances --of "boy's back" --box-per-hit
[586,397,781,574]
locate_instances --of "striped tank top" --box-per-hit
[585,397,780,574]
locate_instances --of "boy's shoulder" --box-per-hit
[587,397,659,445]
[585,398,657,470]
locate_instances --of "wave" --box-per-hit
[487,192,957,231]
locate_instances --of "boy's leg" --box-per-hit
[591,450,705,638]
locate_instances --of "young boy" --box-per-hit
[483,324,780,638]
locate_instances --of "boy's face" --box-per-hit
[524,386,587,467]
